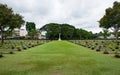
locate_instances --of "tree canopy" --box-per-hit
[0,3,25,44]
[26,22,37,39]
[26,22,36,32]
[76,29,93,39]
[61,24,75,39]
[40,23,95,40]
[99,1,120,40]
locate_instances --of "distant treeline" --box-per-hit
[40,23,98,40]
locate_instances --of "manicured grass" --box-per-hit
[0,41,120,75]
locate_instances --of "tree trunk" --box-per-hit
[115,31,118,41]
[0,26,4,45]
[114,25,119,43]
[1,30,4,45]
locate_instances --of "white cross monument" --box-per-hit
[58,33,61,41]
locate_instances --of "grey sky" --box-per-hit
[1,0,120,33]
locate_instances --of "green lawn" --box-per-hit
[0,41,120,75]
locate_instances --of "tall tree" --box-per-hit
[40,23,75,40]
[26,22,36,32]
[0,4,25,44]
[26,22,36,39]
[99,1,120,41]
[40,23,60,39]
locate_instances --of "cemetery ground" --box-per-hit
[0,41,120,75]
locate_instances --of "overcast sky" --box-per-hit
[1,0,120,33]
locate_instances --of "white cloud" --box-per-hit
[0,0,120,33]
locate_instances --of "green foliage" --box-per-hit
[61,24,75,39]
[26,22,36,32]
[40,23,75,39]
[16,46,21,51]
[99,1,120,40]
[0,3,25,44]
[99,28,111,39]
[76,28,93,39]
[40,23,95,40]
[108,44,113,50]
[26,22,38,39]
[28,29,37,38]
[46,23,60,39]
